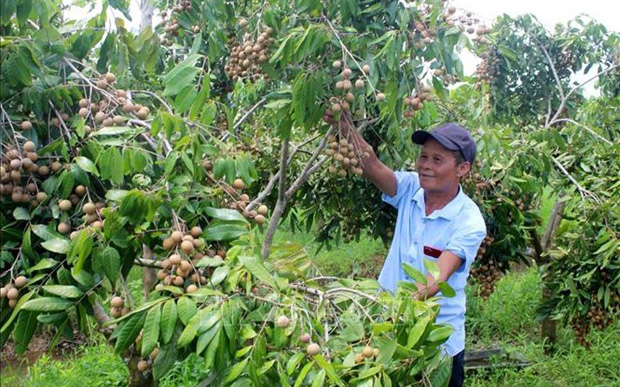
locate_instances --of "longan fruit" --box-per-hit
[233,178,245,189]
[14,276,28,288]
[137,360,148,372]
[306,343,320,356]
[257,205,268,216]
[57,222,71,234]
[181,240,194,253]
[171,231,183,243]
[21,121,33,131]
[362,346,374,358]
[7,288,19,300]
[276,316,290,328]
[186,284,198,293]
[254,214,266,225]
[332,60,342,68]
[23,141,36,152]
[111,296,124,308]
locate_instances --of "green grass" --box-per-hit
[1,335,127,387]
[274,227,387,278]
[4,231,619,387]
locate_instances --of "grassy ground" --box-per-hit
[2,228,618,386]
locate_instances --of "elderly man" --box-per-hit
[325,113,486,387]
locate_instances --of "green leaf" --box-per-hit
[41,238,71,254]
[31,224,59,241]
[407,317,429,348]
[427,325,453,343]
[225,358,249,383]
[423,259,440,280]
[93,126,136,136]
[141,304,161,358]
[42,285,83,298]
[177,312,201,348]
[114,313,146,354]
[163,54,201,97]
[402,263,427,285]
[69,230,93,273]
[239,256,276,288]
[204,207,248,222]
[15,311,38,355]
[177,297,197,325]
[210,266,229,286]
[28,258,58,273]
[294,361,314,387]
[74,156,99,176]
[196,322,220,355]
[437,282,456,298]
[160,299,178,344]
[314,354,345,387]
[13,207,30,221]
[204,222,249,241]
[22,297,73,312]
[287,352,305,375]
[1,291,34,333]
[102,246,121,284]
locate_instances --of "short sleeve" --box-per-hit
[445,210,486,266]
[381,171,420,209]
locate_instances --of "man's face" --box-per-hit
[417,139,470,193]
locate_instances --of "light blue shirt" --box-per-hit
[379,171,486,357]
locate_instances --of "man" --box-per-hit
[325,113,486,387]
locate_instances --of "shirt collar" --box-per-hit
[412,185,466,220]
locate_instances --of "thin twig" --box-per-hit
[551,118,612,145]
[551,157,601,203]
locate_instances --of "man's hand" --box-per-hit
[413,251,463,300]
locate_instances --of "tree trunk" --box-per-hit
[262,138,289,259]
[538,199,566,353]
[139,0,154,32]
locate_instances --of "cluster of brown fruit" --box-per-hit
[109,295,131,318]
[475,46,501,87]
[160,1,192,44]
[410,20,437,48]
[469,236,502,299]
[227,178,269,225]
[154,227,210,293]
[68,199,107,237]
[354,345,380,364]
[572,295,619,346]
[449,10,491,44]
[327,61,373,113]
[402,84,433,118]
[324,135,368,178]
[0,141,55,205]
[0,276,28,308]
[225,22,275,82]
[81,89,150,130]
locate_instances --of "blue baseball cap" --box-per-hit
[412,122,476,164]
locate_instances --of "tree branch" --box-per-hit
[285,127,334,198]
[551,157,600,203]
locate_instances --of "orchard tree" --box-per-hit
[0,0,489,385]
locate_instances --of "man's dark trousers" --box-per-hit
[449,350,465,387]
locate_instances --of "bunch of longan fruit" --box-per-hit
[225,20,275,82]
[0,276,28,308]
[1,141,51,205]
[469,236,502,299]
[324,134,369,178]
[155,227,209,293]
